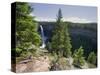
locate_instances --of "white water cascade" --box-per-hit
[40,25,46,48]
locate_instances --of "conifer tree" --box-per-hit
[51,8,72,57]
[63,23,72,57]
[73,46,85,66]
[16,2,41,56]
[88,52,96,65]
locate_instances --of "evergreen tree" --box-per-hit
[16,2,41,56]
[63,23,72,57]
[88,52,96,65]
[73,46,85,66]
[57,8,62,21]
[51,8,72,57]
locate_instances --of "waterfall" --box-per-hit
[40,25,46,48]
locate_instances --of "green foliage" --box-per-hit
[57,8,62,21]
[20,51,31,58]
[73,46,85,66]
[16,48,22,56]
[51,51,58,63]
[57,57,68,70]
[68,22,97,32]
[16,2,32,16]
[63,23,72,57]
[51,8,72,57]
[46,42,52,51]
[88,52,96,65]
[15,2,41,57]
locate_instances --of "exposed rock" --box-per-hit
[15,55,90,73]
[19,59,32,64]
[16,64,27,73]
[16,56,50,73]
[80,62,89,69]
[50,57,75,70]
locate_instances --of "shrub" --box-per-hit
[88,52,97,65]
[73,46,85,66]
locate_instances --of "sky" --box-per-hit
[30,3,97,23]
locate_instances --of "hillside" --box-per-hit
[38,21,97,57]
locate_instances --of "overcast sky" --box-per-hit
[30,3,97,23]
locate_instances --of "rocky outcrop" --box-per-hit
[15,55,90,73]
[16,56,50,73]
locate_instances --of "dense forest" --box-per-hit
[39,21,97,58]
[12,2,97,73]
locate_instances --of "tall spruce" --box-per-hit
[16,2,41,56]
[51,8,72,57]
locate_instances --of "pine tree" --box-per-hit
[16,2,41,56]
[88,52,96,65]
[51,8,72,57]
[51,8,64,54]
[63,23,72,57]
[73,46,85,66]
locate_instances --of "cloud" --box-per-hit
[35,17,56,22]
[63,17,92,23]
[30,13,35,16]
[34,17,93,23]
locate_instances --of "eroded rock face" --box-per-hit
[16,56,50,73]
